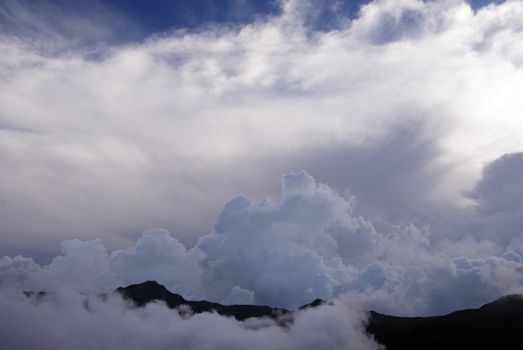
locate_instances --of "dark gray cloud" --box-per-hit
[469,153,523,215]
[455,153,523,247]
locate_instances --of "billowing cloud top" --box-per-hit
[4,165,523,312]
[2,162,523,348]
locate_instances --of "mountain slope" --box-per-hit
[115,281,523,349]
[115,281,292,322]
[366,294,523,350]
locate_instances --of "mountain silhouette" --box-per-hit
[115,281,293,323]
[25,281,522,349]
[366,294,523,349]
[116,282,523,349]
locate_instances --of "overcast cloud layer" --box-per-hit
[1,0,523,348]
[1,0,523,258]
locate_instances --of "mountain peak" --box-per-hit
[115,281,293,322]
[479,294,523,314]
[299,298,326,310]
[116,280,186,307]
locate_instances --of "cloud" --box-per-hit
[3,1,523,348]
[451,152,523,250]
[2,0,523,259]
[1,160,523,347]
[0,0,140,52]
[469,152,523,215]
[197,171,375,308]
[3,168,523,316]
[0,287,377,350]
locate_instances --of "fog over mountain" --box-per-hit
[1,0,523,349]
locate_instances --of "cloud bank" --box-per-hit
[2,155,523,348]
[0,287,376,350]
[4,158,523,314]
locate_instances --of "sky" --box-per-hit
[1,0,523,348]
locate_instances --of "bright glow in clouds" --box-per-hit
[2,0,523,256]
[2,0,523,348]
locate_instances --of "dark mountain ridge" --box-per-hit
[366,294,523,349]
[116,282,523,349]
[115,281,309,324]
[25,281,523,349]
